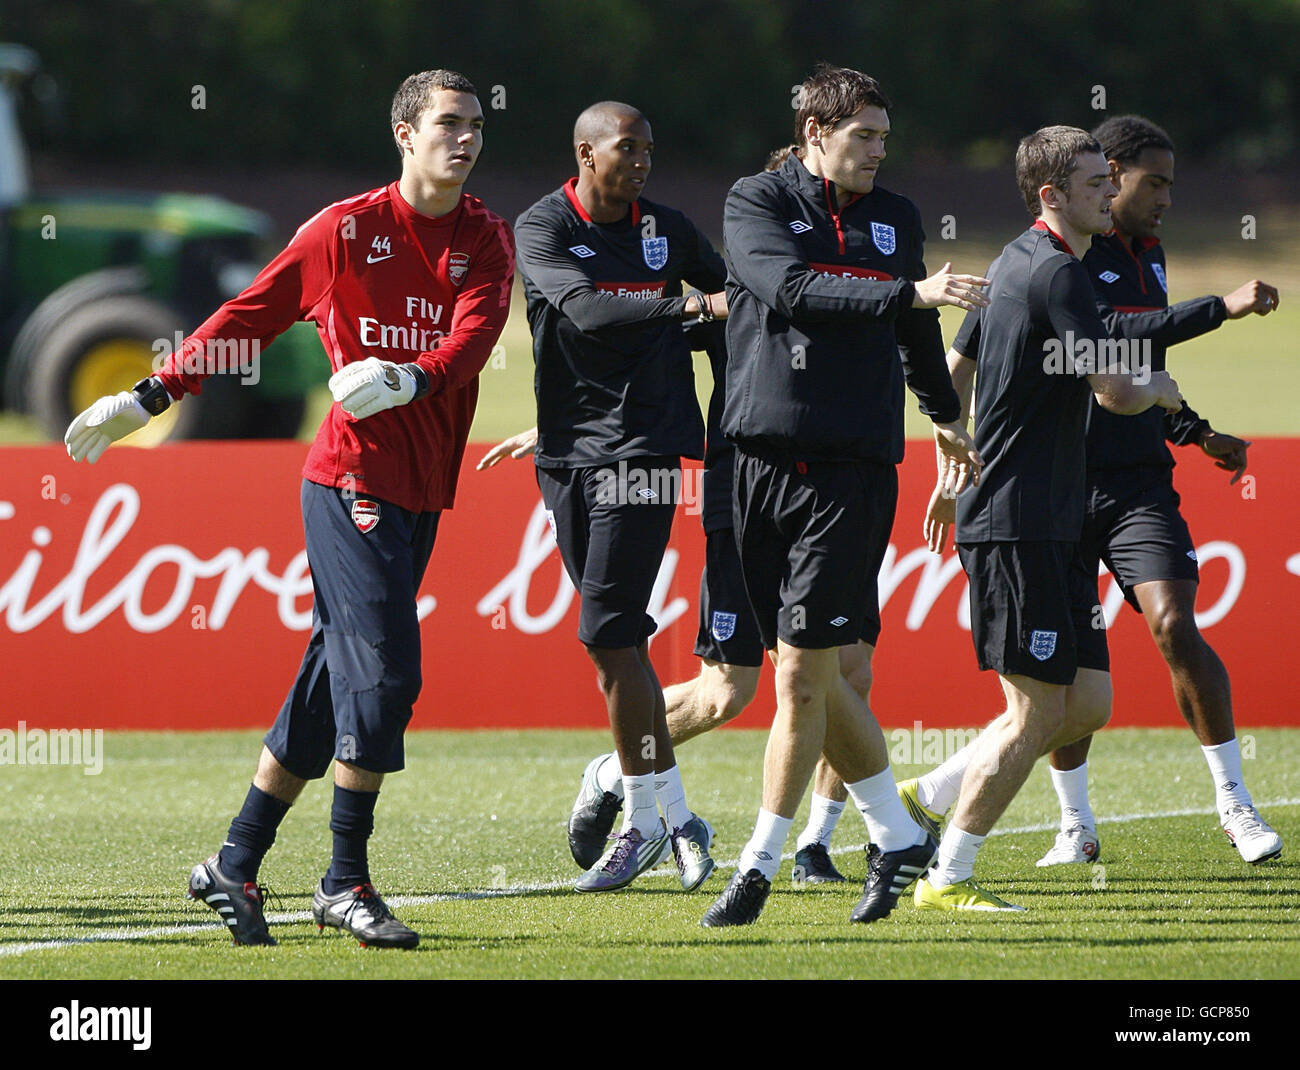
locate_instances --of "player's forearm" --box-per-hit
[899,311,960,423]
[155,306,296,398]
[947,349,976,425]
[751,264,914,323]
[558,289,692,332]
[1091,374,1164,415]
[1100,295,1226,348]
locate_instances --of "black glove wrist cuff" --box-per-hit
[400,363,430,400]
[131,377,171,417]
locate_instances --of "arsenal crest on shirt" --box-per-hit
[351,499,381,533]
[449,252,470,286]
[870,222,896,256]
[642,236,669,271]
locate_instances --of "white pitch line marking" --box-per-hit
[3,797,1295,958]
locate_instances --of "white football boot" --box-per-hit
[1221,804,1282,864]
[1035,825,1101,866]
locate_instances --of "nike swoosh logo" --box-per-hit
[367,253,396,263]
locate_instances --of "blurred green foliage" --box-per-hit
[9,0,1298,173]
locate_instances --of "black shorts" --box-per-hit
[733,449,896,651]
[958,540,1109,686]
[264,480,439,778]
[1084,468,1199,612]
[536,456,679,648]
[693,528,766,667]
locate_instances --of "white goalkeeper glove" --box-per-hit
[65,377,173,463]
[329,357,429,419]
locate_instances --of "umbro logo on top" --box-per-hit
[789,220,813,234]
[569,245,596,258]
[1098,271,1120,284]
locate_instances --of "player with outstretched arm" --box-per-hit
[913,126,1182,912]
[64,70,515,948]
[1039,115,1282,866]
[921,116,1282,871]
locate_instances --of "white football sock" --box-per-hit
[653,764,692,831]
[737,809,792,880]
[621,773,659,837]
[916,742,975,815]
[846,769,925,852]
[796,793,845,850]
[929,824,985,887]
[1049,762,1096,831]
[1202,739,1253,813]
[596,752,624,796]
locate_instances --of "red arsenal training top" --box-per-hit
[156,182,515,513]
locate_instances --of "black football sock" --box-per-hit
[218,784,292,884]
[322,784,379,894]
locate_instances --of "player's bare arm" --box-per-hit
[1089,367,1182,415]
[925,348,977,553]
[934,346,978,484]
[687,289,729,320]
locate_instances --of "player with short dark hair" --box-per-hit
[65,69,515,948]
[912,125,1183,912]
[1034,114,1281,865]
[513,102,727,894]
[924,117,1283,868]
[700,65,988,927]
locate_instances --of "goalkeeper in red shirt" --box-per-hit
[64,69,515,949]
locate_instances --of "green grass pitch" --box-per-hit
[2,727,1296,979]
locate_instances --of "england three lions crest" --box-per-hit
[642,236,669,271]
[1029,629,1057,662]
[870,222,896,256]
[711,611,737,642]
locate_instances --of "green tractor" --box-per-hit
[0,43,327,446]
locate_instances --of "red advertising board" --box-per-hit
[1,441,1295,730]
